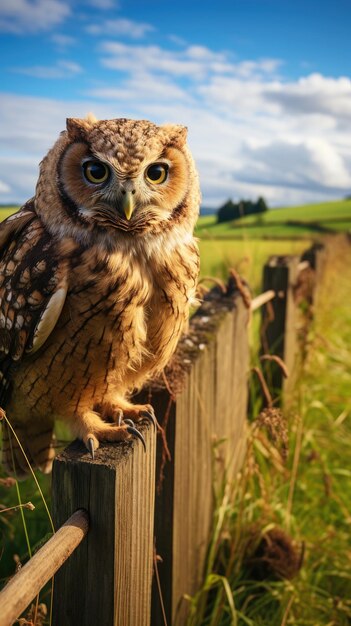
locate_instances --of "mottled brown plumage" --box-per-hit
[1,116,200,476]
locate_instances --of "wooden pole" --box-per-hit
[0,510,89,626]
[251,289,275,311]
[51,423,156,626]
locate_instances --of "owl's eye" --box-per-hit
[82,160,110,184]
[145,163,169,185]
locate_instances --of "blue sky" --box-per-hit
[1,0,351,207]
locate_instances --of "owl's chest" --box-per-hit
[65,255,152,345]
[43,242,186,378]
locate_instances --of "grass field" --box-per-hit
[198,239,310,294]
[196,199,351,239]
[197,199,350,294]
[0,207,19,221]
[188,236,351,625]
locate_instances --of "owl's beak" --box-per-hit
[122,191,135,221]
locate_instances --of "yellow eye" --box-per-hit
[145,163,168,185]
[82,160,110,184]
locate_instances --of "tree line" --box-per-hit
[217,197,268,223]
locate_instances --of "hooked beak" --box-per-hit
[122,191,135,221]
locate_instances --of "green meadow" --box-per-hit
[190,200,351,624]
[0,206,19,221]
[196,199,351,240]
[197,198,351,293]
[188,235,351,626]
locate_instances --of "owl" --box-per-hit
[0,115,200,477]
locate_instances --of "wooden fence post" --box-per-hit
[260,245,326,398]
[51,423,156,626]
[300,242,327,309]
[138,282,250,625]
[260,255,299,395]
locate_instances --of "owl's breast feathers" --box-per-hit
[0,202,199,414]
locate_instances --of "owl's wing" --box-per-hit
[0,202,68,406]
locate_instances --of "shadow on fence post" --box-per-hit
[138,280,250,625]
[51,423,156,626]
[260,245,326,399]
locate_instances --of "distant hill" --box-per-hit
[195,199,351,239]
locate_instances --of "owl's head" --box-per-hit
[35,116,200,248]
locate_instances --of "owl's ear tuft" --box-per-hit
[66,117,96,140]
[163,124,188,148]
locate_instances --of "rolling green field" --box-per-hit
[196,199,351,239]
[196,199,351,293]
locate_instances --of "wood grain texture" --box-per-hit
[138,283,250,625]
[0,509,88,626]
[51,423,156,626]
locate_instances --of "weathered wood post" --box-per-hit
[260,245,326,399]
[51,424,156,626]
[138,280,250,625]
[299,242,327,309]
[260,255,299,395]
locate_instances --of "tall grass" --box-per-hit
[185,236,351,625]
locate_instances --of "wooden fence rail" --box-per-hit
[0,510,88,626]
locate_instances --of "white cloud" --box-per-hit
[86,0,117,8]
[264,73,351,121]
[51,33,76,48]
[168,34,187,47]
[100,41,283,83]
[13,60,83,79]
[88,71,189,102]
[0,156,38,201]
[0,0,70,33]
[0,180,11,194]
[86,18,154,39]
[100,42,222,79]
[239,139,351,192]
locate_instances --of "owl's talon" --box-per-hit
[87,437,95,460]
[116,410,124,427]
[141,408,156,429]
[123,418,135,427]
[127,426,146,452]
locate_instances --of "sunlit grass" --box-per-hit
[237,199,351,224]
[196,199,351,239]
[0,207,19,221]
[199,238,310,294]
[186,236,351,625]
